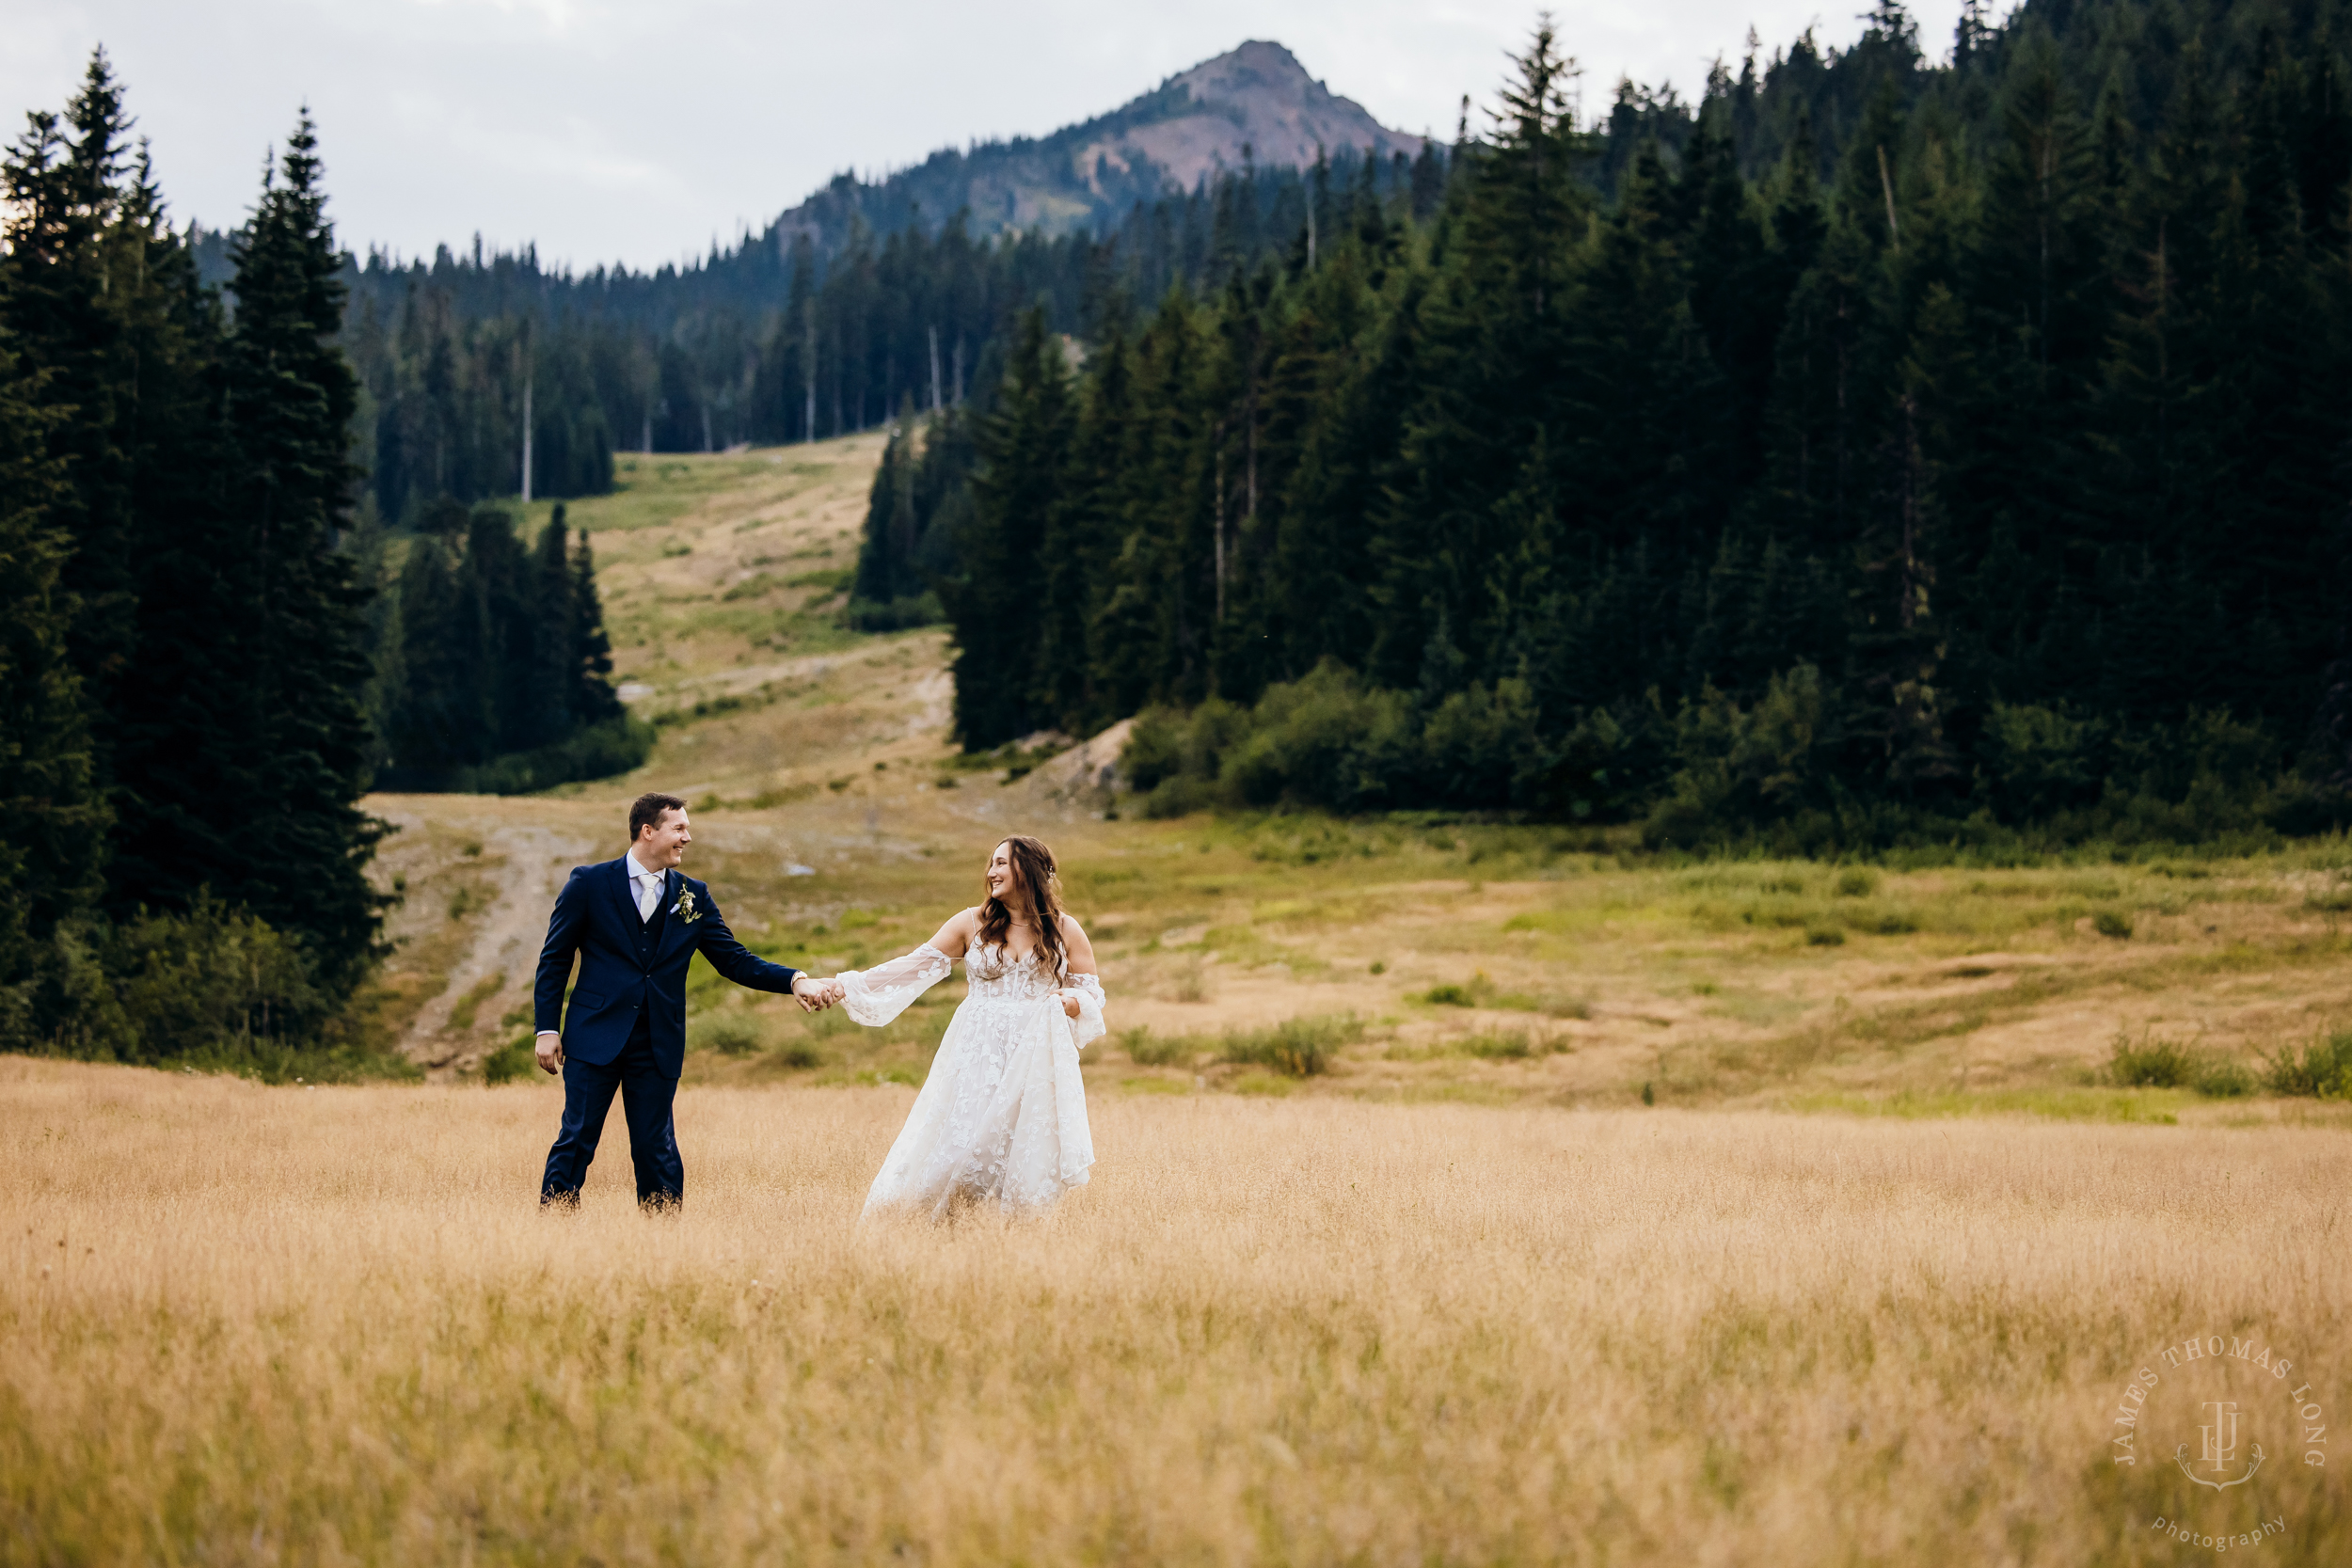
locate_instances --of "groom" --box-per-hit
[532,791,834,1209]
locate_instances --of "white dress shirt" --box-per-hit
[625,849,665,923]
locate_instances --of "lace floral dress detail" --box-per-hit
[837,942,1104,1217]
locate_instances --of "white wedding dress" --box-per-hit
[838,941,1104,1218]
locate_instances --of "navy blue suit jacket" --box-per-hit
[532,858,802,1079]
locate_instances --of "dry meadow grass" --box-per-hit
[4,1056,2345,1564]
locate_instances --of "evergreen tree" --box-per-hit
[567,526,624,729]
[0,53,156,817]
[217,112,387,990]
[1375,22,1588,690]
[946,309,1077,747]
[946,309,1071,746]
[1036,325,1133,730]
[0,317,106,1039]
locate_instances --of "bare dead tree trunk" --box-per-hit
[1877,145,1900,252]
[1214,443,1228,622]
[1899,392,1922,630]
[929,325,943,415]
[1245,376,1259,526]
[520,374,533,503]
[1834,288,1850,522]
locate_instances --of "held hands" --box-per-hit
[792,974,848,1014]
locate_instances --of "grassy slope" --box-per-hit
[368,440,2352,1127]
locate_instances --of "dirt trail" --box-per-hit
[390,816,594,1073]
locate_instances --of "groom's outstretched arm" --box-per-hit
[533,868,593,1039]
[692,888,803,998]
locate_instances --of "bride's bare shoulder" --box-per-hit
[1057,910,1097,971]
[924,906,982,955]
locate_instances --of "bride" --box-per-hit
[822,834,1105,1217]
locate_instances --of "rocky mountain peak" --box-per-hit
[1092,40,1426,191]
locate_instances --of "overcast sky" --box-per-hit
[4,0,1965,274]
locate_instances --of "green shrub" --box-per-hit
[1143,775,1221,819]
[2108,1031,2197,1088]
[1643,667,1834,851]
[1458,1030,1532,1059]
[691,1015,765,1055]
[1805,924,1847,946]
[2261,1032,2352,1098]
[842,591,943,631]
[1980,703,2103,822]
[1834,867,1879,897]
[2108,1031,2250,1095]
[483,1037,535,1085]
[1112,665,2332,847]
[772,1043,822,1069]
[1217,1014,1364,1076]
[1121,1027,1185,1067]
[451,717,657,797]
[6,897,407,1081]
[1408,972,1583,1017]
[2191,1055,2256,1098]
[2092,909,2134,940]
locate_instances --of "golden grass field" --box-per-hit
[5,1058,2345,1564]
[8,440,2352,1562]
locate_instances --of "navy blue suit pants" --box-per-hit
[541,1013,683,1209]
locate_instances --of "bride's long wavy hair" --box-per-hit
[977,835,1068,976]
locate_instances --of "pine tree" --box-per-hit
[946,309,1072,746]
[218,112,387,990]
[567,528,623,728]
[0,53,142,795]
[1037,325,1133,730]
[388,537,464,775]
[1374,22,1587,690]
[526,507,576,749]
[0,316,107,1042]
[1089,291,1212,715]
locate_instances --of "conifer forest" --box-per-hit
[925,0,2352,852]
[0,57,633,1062]
[6,0,2352,1069]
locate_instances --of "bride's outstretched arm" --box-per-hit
[1054,914,1106,1047]
[830,908,977,1026]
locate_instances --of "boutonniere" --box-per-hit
[672,887,703,924]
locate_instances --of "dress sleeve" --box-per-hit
[1057,973,1106,1049]
[837,944,954,1027]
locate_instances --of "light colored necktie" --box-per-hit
[637,872,660,922]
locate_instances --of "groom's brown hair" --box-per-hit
[629,792,688,842]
